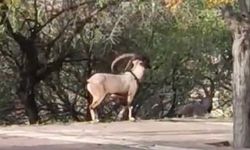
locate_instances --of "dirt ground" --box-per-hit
[0,118,239,150]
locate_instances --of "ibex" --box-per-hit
[175,97,213,117]
[176,77,214,118]
[86,53,151,122]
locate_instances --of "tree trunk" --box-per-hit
[221,3,250,147]
[17,76,39,124]
[232,28,250,148]
[15,38,41,124]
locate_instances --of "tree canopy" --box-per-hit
[0,0,233,124]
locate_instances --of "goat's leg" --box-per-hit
[87,83,106,123]
[90,97,105,109]
[89,100,99,123]
[127,95,135,121]
[89,95,106,123]
[89,107,98,122]
[128,106,135,121]
[117,106,127,120]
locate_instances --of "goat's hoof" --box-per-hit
[129,117,136,122]
[90,119,99,124]
[117,115,123,121]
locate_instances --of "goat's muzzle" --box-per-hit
[136,55,151,69]
[143,59,151,69]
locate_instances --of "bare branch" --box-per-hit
[0,37,21,69]
[0,5,27,44]
[238,0,250,15]
[36,1,120,82]
[36,51,69,81]
[63,58,90,63]
[220,4,236,21]
[12,6,39,33]
[30,0,40,38]
[62,5,109,50]
[61,83,85,98]
[107,15,124,44]
[0,48,17,66]
[36,0,95,34]
[45,18,73,51]
[36,49,89,81]
[220,3,250,33]
[220,83,232,92]
[74,7,105,34]
[34,0,38,26]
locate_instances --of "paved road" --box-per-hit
[0,119,234,150]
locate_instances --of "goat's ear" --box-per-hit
[132,60,137,65]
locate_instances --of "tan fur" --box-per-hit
[86,56,149,122]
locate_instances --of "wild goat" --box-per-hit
[86,53,151,122]
[175,97,213,117]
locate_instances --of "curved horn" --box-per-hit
[111,53,137,72]
[124,59,132,71]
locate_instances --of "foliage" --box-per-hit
[0,0,233,124]
[205,0,235,8]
